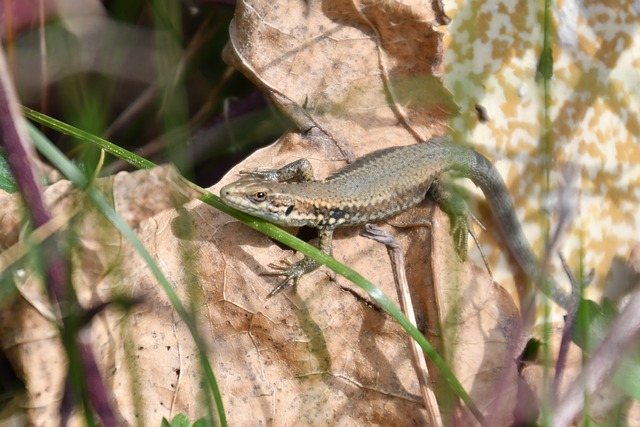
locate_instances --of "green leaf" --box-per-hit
[572,299,618,353]
[536,0,554,81]
[161,414,191,427]
[192,418,210,427]
[23,107,155,171]
[537,48,554,81]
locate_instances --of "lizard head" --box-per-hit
[220,178,308,227]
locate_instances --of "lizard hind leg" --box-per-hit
[429,175,492,277]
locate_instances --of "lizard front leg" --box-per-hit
[265,224,336,297]
[240,158,315,183]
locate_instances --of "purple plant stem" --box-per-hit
[0,43,116,427]
[79,334,118,426]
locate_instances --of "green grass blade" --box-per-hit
[27,123,225,427]
[23,107,155,171]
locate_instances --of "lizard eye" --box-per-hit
[251,191,267,202]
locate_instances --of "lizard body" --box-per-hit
[220,136,570,309]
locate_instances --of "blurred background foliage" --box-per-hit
[3,0,290,186]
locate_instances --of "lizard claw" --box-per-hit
[449,210,493,277]
[262,258,305,298]
[266,275,300,298]
[261,257,320,298]
[266,258,293,271]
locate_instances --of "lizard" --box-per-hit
[220,136,571,310]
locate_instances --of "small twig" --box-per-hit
[467,219,492,278]
[541,162,582,306]
[359,224,443,427]
[537,163,583,399]
[552,252,581,399]
[545,163,580,263]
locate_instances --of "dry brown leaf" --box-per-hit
[223,0,455,159]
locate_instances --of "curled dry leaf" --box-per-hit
[223,0,455,158]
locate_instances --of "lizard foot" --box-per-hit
[240,169,280,182]
[449,210,493,277]
[262,257,319,298]
[448,213,470,262]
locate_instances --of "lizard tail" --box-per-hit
[457,147,571,310]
